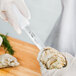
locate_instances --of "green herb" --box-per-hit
[0,34,14,55]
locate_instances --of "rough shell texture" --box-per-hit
[0,36,3,46]
[0,54,19,68]
[38,47,67,69]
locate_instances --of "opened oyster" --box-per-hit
[39,47,67,69]
[0,54,19,68]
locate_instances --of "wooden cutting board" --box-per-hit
[0,36,41,76]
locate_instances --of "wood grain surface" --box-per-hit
[0,36,41,76]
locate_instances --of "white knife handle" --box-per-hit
[12,4,29,29]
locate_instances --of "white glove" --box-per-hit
[0,0,31,34]
[40,52,76,76]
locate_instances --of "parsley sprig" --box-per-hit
[0,34,14,55]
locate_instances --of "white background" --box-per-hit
[0,0,61,44]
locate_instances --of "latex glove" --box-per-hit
[0,0,31,34]
[39,52,76,76]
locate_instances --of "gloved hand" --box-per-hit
[39,52,76,76]
[0,0,31,34]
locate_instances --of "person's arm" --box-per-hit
[0,0,31,34]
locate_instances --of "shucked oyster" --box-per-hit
[0,54,19,68]
[39,47,67,69]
